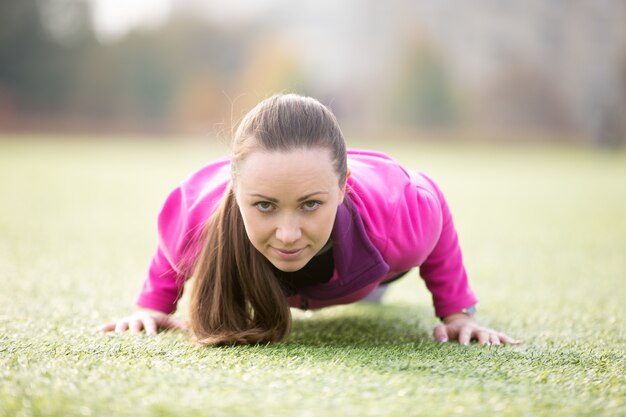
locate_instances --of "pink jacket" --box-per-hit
[136,149,477,318]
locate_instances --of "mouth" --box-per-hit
[272,247,306,260]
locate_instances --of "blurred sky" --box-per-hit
[88,0,172,41]
[88,0,280,41]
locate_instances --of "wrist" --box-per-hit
[441,305,476,324]
[138,307,168,316]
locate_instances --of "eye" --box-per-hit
[302,200,321,211]
[254,201,275,213]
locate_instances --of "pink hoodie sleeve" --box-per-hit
[417,174,478,318]
[135,187,189,314]
[136,246,183,314]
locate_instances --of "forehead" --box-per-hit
[235,148,339,194]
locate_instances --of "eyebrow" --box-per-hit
[248,192,329,203]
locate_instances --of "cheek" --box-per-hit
[307,208,336,239]
[239,209,271,244]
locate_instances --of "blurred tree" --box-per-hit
[586,55,626,149]
[173,72,222,132]
[388,41,459,129]
[38,0,95,46]
[479,62,572,135]
[236,36,311,117]
[162,14,253,131]
[0,1,259,131]
[71,30,178,125]
[1,0,61,113]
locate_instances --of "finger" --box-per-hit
[129,320,142,334]
[433,324,449,343]
[458,326,473,346]
[96,322,117,333]
[498,332,523,345]
[489,332,501,346]
[477,330,490,346]
[115,321,129,333]
[143,317,158,335]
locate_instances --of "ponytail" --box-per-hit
[188,187,292,346]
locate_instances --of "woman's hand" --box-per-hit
[433,313,522,346]
[96,308,189,335]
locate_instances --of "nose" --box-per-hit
[275,215,302,245]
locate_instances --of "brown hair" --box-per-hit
[189,94,347,345]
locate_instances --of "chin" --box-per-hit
[272,261,306,273]
[270,254,314,272]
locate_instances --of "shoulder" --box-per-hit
[347,149,414,205]
[159,157,231,222]
[347,149,406,175]
[347,149,445,266]
[157,157,232,265]
[347,149,437,192]
[346,148,441,215]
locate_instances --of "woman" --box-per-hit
[99,94,521,347]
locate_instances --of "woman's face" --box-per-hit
[234,147,345,272]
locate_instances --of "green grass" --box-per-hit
[1,134,625,417]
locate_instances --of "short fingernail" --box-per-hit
[437,337,448,343]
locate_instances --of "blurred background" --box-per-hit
[0,0,625,146]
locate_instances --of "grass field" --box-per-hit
[0,134,624,417]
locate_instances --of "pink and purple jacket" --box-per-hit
[136,149,477,318]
